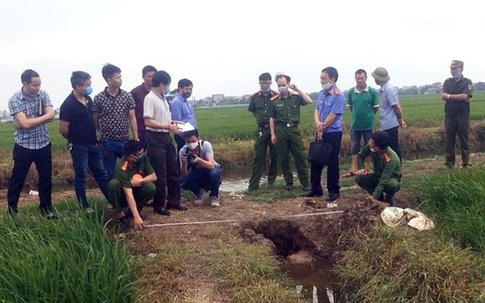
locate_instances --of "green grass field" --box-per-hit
[0,92,484,151]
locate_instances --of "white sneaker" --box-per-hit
[327,202,338,208]
[194,190,207,205]
[210,196,220,207]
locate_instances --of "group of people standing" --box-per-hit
[5,60,473,227]
[247,60,473,206]
[6,64,222,231]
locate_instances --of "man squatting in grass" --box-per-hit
[7,69,57,219]
[354,131,401,206]
[109,140,157,231]
[179,128,222,207]
[59,71,110,213]
[247,72,279,191]
[441,60,474,169]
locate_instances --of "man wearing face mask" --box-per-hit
[170,78,197,153]
[306,67,346,203]
[59,71,110,213]
[93,63,138,179]
[354,131,401,206]
[269,73,313,196]
[109,140,157,231]
[247,72,279,191]
[441,60,474,169]
[179,128,222,207]
[144,70,187,215]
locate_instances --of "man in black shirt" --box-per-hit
[59,71,110,212]
[441,60,474,169]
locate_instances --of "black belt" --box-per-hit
[276,121,299,128]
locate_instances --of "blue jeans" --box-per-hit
[181,165,222,197]
[350,130,372,155]
[98,139,126,179]
[70,144,110,208]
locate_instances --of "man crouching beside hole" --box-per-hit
[109,140,157,231]
[354,131,401,206]
[179,128,222,207]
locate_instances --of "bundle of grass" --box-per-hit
[0,200,138,303]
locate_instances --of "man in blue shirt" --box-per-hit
[7,69,57,218]
[371,67,407,161]
[305,67,346,203]
[170,78,197,152]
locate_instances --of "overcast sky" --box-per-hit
[0,0,483,111]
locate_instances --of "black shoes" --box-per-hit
[326,193,340,202]
[154,207,171,216]
[166,204,188,211]
[284,184,294,191]
[300,186,315,197]
[118,216,131,232]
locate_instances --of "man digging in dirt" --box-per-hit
[353,131,401,206]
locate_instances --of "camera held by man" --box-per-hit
[179,128,222,207]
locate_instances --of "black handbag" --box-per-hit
[308,140,332,166]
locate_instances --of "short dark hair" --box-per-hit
[102,63,121,81]
[21,69,40,84]
[183,128,199,139]
[124,139,143,157]
[152,70,171,87]
[178,78,193,89]
[370,131,389,149]
[355,69,367,77]
[70,71,91,89]
[275,74,291,83]
[259,72,272,81]
[322,67,339,82]
[142,65,157,77]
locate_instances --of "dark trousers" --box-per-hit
[7,143,52,212]
[70,143,110,208]
[174,135,185,169]
[248,127,278,190]
[181,165,222,197]
[383,126,401,161]
[445,115,470,167]
[146,131,181,210]
[310,131,342,195]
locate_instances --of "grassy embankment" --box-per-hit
[337,167,485,302]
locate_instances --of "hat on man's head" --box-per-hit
[371,67,390,82]
[450,60,464,69]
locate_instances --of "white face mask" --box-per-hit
[187,142,198,150]
[321,83,332,91]
[370,147,377,152]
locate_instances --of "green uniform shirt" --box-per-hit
[347,86,379,131]
[358,146,401,199]
[112,155,154,188]
[247,90,279,125]
[443,77,473,116]
[268,93,306,123]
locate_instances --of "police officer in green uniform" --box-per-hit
[247,72,279,191]
[269,74,312,196]
[354,131,401,206]
[441,60,474,169]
